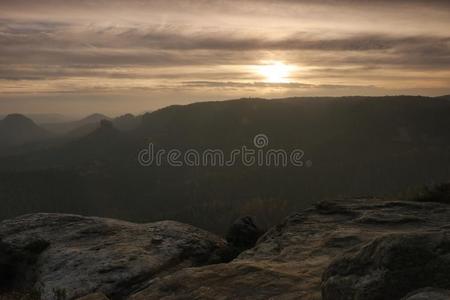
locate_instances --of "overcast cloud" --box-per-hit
[0,0,449,115]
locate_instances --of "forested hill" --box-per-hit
[1,96,449,233]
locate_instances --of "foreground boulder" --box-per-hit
[0,238,49,291]
[130,199,450,300]
[402,288,450,300]
[322,232,450,300]
[226,216,261,250]
[0,213,227,299]
[76,292,110,300]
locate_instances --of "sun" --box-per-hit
[257,61,293,83]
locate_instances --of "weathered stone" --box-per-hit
[225,216,261,251]
[76,292,110,300]
[0,213,227,300]
[402,288,450,300]
[129,199,450,300]
[0,238,49,291]
[2,199,450,300]
[322,232,450,300]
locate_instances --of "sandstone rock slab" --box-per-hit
[0,213,226,300]
[130,199,450,300]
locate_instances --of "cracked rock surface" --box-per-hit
[130,199,450,300]
[1,199,450,300]
[0,214,226,299]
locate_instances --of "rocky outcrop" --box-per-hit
[76,292,110,300]
[322,232,450,300]
[0,238,49,291]
[0,213,227,300]
[226,216,262,251]
[1,199,450,300]
[402,288,450,300]
[130,199,450,300]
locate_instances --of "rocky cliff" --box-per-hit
[1,199,450,300]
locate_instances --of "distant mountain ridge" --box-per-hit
[0,95,449,233]
[41,113,141,138]
[0,114,52,148]
[41,113,111,135]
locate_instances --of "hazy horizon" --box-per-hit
[1,94,449,121]
[1,0,449,115]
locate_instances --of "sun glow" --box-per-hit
[257,62,293,83]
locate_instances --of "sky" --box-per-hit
[0,0,449,116]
